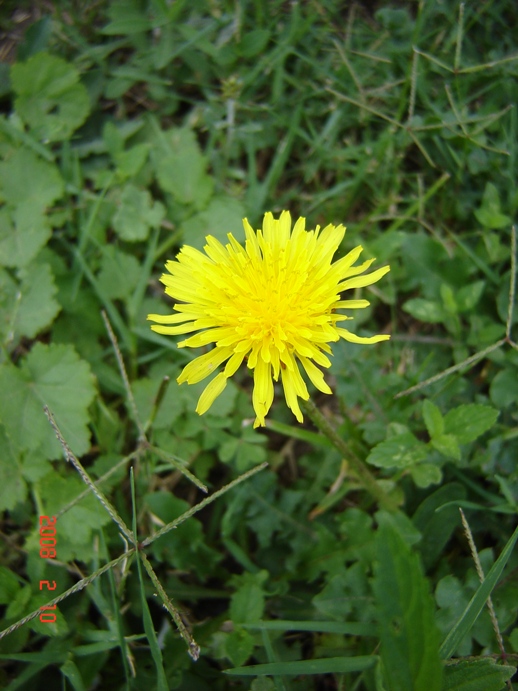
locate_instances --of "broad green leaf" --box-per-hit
[223,627,255,667]
[410,462,443,488]
[402,298,445,323]
[375,509,422,547]
[373,523,443,691]
[28,473,111,562]
[96,246,141,300]
[412,483,466,569]
[422,400,444,439]
[112,184,165,241]
[439,522,518,659]
[114,143,150,179]
[225,656,377,676]
[443,659,516,691]
[0,424,27,510]
[0,148,64,207]
[239,29,271,58]
[1,263,61,345]
[443,404,499,444]
[490,368,518,408]
[230,571,269,624]
[0,205,51,269]
[431,434,461,460]
[0,149,64,268]
[0,343,96,458]
[474,183,511,229]
[153,126,213,206]
[367,432,428,469]
[181,195,246,252]
[11,53,90,142]
[144,492,221,578]
[0,565,20,603]
[456,281,485,312]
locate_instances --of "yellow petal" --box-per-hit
[337,328,391,344]
[338,265,390,291]
[252,358,274,426]
[177,347,233,385]
[196,372,228,415]
[298,356,332,394]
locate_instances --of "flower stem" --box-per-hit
[300,398,398,512]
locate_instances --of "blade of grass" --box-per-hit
[439,522,518,659]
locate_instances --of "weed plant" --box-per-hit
[0,1,517,690]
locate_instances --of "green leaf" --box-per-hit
[0,149,64,268]
[373,523,443,691]
[225,656,377,676]
[431,434,461,460]
[443,659,516,691]
[0,343,96,458]
[409,463,443,488]
[443,404,499,444]
[2,263,61,345]
[153,125,213,206]
[114,143,150,179]
[456,281,485,312]
[439,522,518,659]
[402,298,445,323]
[0,424,27,510]
[112,184,165,241]
[224,627,255,667]
[0,148,64,208]
[422,400,444,438]
[181,195,246,252]
[230,570,269,624]
[367,432,428,469]
[0,565,20,603]
[239,29,271,57]
[490,368,518,408]
[412,483,466,570]
[11,53,90,142]
[474,183,511,229]
[96,246,141,300]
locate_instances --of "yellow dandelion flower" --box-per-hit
[148,211,390,428]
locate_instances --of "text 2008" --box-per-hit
[39,515,57,624]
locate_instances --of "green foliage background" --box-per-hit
[0,1,517,689]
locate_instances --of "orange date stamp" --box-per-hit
[38,515,57,624]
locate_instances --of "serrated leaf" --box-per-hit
[10,263,60,343]
[0,148,64,207]
[373,524,443,691]
[11,53,90,142]
[443,658,516,691]
[367,432,428,469]
[443,404,499,444]
[431,434,461,460]
[402,298,445,323]
[113,184,164,241]
[0,149,64,268]
[0,343,96,458]
[422,400,444,439]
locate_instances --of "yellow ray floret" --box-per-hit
[148,211,390,427]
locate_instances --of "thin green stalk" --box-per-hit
[300,399,398,512]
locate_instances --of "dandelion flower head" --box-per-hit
[148,211,390,428]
